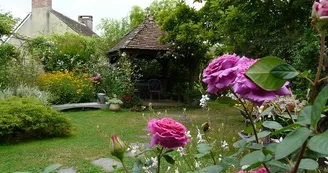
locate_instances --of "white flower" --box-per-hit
[185,131,191,138]
[166,166,171,173]
[221,140,229,150]
[195,161,201,168]
[242,165,249,170]
[130,145,139,154]
[196,126,206,143]
[258,105,264,114]
[175,168,180,173]
[325,157,328,165]
[200,95,210,108]
[151,157,158,167]
[177,147,186,156]
[272,137,283,143]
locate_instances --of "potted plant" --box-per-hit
[107,94,123,111]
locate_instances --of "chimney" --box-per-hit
[32,0,52,9]
[78,15,93,31]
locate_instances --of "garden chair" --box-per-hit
[148,79,162,100]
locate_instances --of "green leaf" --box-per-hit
[247,143,263,150]
[131,160,143,173]
[275,127,312,160]
[240,150,265,166]
[216,96,239,105]
[270,63,299,80]
[233,139,247,148]
[42,164,61,173]
[305,149,328,158]
[198,165,224,173]
[299,159,318,170]
[246,56,286,91]
[163,154,175,165]
[243,121,263,134]
[263,121,283,130]
[266,160,290,170]
[259,106,274,117]
[297,106,312,126]
[197,143,212,154]
[312,86,328,129]
[272,123,301,136]
[244,162,263,171]
[308,130,328,155]
[265,143,278,153]
[247,131,271,142]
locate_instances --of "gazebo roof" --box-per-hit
[108,13,171,57]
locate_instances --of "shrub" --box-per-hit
[25,33,98,72]
[36,70,95,104]
[0,97,72,142]
[97,55,136,98]
[0,84,53,105]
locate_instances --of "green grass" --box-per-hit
[0,104,244,173]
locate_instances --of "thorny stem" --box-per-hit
[300,73,315,85]
[290,141,308,173]
[120,159,130,173]
[319,75,328,83]
[291,31,325,173]
[203,133,217,165]
[285,107,296,124]
[232,91,271,173]
[157,147,164,173]
[314,31,325,85]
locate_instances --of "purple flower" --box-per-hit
[202,54,240,93]
[232,57,290,105]
[313,0,328,18]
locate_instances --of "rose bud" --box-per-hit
[201,122,210,133]
[110,135,126,160]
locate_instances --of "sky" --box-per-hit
[0,0,204,34]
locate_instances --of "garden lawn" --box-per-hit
[0,104,244,173]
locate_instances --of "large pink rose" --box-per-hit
[232,57,290,106]
[148,118,190,149]
[236,168,267,173]
[203,54,240,94]
[313,0,328,18]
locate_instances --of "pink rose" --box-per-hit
[236,168,267,173]
[148,118,191,149]
[232,57,290,106]
[313,0,328,18]
[202,54,240,94]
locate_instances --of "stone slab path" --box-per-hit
[57,167,76,173]
[91,158,122,172]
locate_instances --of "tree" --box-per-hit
[0,10,16,42]
[158,1,209,90]
[198,0,313,58]
[98,0,179,51]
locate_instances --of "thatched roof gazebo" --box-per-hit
[107,12,171,63]
[107,11,173,99]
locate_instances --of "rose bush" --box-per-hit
[203,54,290,105]
[148,118,190,149]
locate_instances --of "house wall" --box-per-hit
[7,8,77,48]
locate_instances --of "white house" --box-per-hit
[6,0,97,48]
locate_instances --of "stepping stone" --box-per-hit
[57,167,76,173]
[92,158,122,172]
